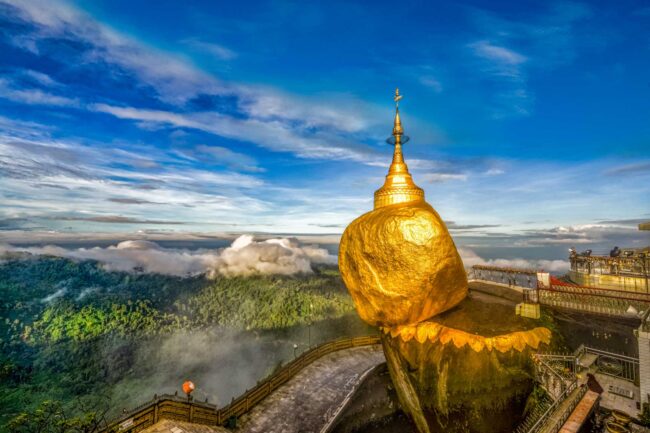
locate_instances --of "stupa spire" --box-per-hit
[393,88,404,137]
[373,88,425,209]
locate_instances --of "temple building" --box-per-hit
[568,223,650,292]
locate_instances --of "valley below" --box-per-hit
[0,254,373,430]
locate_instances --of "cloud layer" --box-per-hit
[0,235,336,277]
[458,247,570,273]
[1,233,576,277]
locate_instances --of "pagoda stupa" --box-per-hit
[338,89,552,433]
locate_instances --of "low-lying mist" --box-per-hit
[106,315,374,411]
[0,235,336,277]
[1,234,570,279]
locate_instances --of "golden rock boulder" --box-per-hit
[339,201,467,327]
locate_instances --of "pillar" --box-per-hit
[637,321,650,409]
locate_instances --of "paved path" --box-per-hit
[235,345,385,433]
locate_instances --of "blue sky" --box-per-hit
[0,0,648,258]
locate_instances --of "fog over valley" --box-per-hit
[1,234,572,277]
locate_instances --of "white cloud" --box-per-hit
[469,40,527,68]
[21,69,61,87]
[0,131,271,226]
[468,4,591,69]
[235,87,382,133]
[467,40,531,117]
[213,235,335,276]
[459,247,570,273]
[605,161,650,176]
[419,76,443,93]
[421,173,468,183]
[464,4,593,118]
[194,144,264,173]
[181,38,237,60]
[517,224,647,247]
[0,134,264,191]
[0,115,54,139]
[3,0,389,163]
[0,78,80,107]
[3,0,224,104]
[0,235,336,277]
[90,103,378,162]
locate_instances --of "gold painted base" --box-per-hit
[380,296,552,433]
[568,271,649,292]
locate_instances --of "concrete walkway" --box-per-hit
[595,373,639,417]
[235,345,385,433]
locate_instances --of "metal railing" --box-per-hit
[535,353,578,377]
[543,284,650,303]
[542,385,589,433]
[471,265,539,275]
[102,335,381,433]
[570,254,650,280]
[514,394,553,433]
[470,269,650,317]
[538,289,648,318]
[520,381,581,433]
[468,266,538,289]
[574,345,639,385]
[521,343,629,433]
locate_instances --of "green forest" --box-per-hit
[0,253,361,432]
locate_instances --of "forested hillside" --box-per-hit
[0,254,360,432]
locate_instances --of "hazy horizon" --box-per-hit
[3,225,648,276]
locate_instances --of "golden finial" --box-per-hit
[373,88,424,209]
[394,87,403,106]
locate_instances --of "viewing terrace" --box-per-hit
[568,247,649,293]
